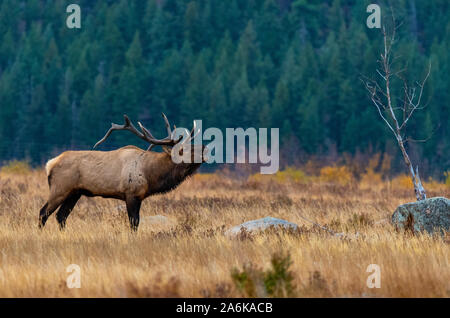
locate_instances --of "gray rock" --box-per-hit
[392,197,450,234]
[143,215,170,223]
[140,215,176,228]
[225,217,298,236]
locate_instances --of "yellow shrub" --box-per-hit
[191,173,234,188]
[274,167,308,183]
[247,168,308,184]
[319,166,354,186]
[380,153,392,177]
[391,174,413,189]
[424,177,446,192]
[391,174,447,191]
[0,160,32,175]
[359,169,383,189]
[359,155,383,188]
[445,171,450,187]
[247,173,269,183]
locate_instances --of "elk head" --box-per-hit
[93,113,207,165]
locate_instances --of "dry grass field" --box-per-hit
[0,165,449,298]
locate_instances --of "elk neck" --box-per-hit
[142,151,201,195]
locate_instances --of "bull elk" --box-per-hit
[39,113,206,231]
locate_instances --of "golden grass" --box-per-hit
[0,169,448,297]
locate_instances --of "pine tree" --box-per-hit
[183,53,211,123]
[0,0,446,176]
[184,1,203,51]
[112,32,146,146]
[254,0,284,63]
[234,21,261,87]
[272,79,290,129]
[229,70,251,126]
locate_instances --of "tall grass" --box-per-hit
[0,167,448,297]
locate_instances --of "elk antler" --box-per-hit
[93,113,197,151]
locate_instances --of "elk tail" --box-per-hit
[45,155,62,186]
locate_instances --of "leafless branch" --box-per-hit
[361,8,430,201]
[405,122,441,144]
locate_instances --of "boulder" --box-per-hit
[140,215,176,230]
[392,197,450,234]
[225,217,298,237]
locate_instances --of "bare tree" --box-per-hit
[362,12,431,201]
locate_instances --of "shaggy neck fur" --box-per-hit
[144,152,201,194]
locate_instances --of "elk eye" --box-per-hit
[179,148,183,156]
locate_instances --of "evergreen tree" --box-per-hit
[0,1,446,176]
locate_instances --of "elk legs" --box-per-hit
[39,194,68,228]
[56,191,82,230]
[126,196,141,231]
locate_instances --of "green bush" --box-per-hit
[231,251,295,297]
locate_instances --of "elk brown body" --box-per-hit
[39,114,205,231]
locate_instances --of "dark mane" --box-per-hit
[156,162,201,194]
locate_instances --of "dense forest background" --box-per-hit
[0,0,448,178]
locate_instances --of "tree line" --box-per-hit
[0,0,448,178]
